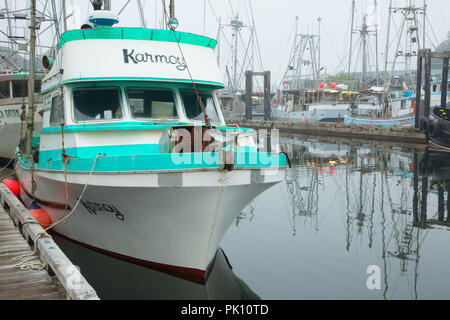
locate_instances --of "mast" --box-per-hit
[374,0,379,85]
[384,0,392,74]
[25,0,37,156]
[169,0,175,19]
[362,15,368,84]
[104,0,111,10]
[348,0,355,79]
[62,0,67,33]
[3,0,15,65]
[318,17,322,78]
[229,15,245,92]
[50,0,60,40]
[422,0,426,49]
[136,0,147,28]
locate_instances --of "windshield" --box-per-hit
[73,88,122,122]
[127,89,178,120]
[180,90,220,123]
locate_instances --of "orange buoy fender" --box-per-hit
[28,203,52,230]
[3,177,20,197]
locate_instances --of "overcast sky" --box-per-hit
[83,0,450,88]
[4,0,449,88]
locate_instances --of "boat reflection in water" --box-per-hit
[273,136,450,299]
[52,233,259,300]
[50,136,450,300]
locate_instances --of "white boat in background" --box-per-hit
[15,4,286,281]
[345,81,449,127]
[0,72,44,163]
[0,1,54,163]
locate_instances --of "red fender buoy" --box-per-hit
[3,177,20,197]
[28,203,52,230]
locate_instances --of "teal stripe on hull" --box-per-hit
[41,77,225,94]
[344,116,415,127]
[59,28,218,50]
[21,151,285,172]
[39,144,161,162]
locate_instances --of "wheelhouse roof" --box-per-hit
[58,27,218,50]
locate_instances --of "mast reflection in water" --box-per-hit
[53,136,450,299]
[222,137,450,300]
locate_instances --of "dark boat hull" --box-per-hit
[426,109,450,150]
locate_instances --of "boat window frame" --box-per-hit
[124,86,180,122]
[179,89,222,125]
[49,93,65,127]
[71,86,125,124]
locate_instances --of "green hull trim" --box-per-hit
[59,28,218,50]
[41,77,225,94]
[21,151,286,173]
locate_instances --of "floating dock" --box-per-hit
[227,119,427,145]
[0,183,99,300]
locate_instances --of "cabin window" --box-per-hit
[0,81,9,99]
[50,95,65,126]
[73,88,122,122]
[126,89,178,119]
[432,85,437,92]
[401,100,406,109]
[180,90,220,123]
[12,80,28,98]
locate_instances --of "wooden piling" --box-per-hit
[415,54,423,129]
[441,57,449,109]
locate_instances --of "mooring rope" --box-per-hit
[12,154,104,271]
[0,155,17,174]
[12,232,47,271]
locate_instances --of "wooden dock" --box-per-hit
[0,206,64,300]
[227,119,427,145]
[0,183,99,300]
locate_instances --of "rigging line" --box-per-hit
[248,0,264,71]
[206,0,247,78]
[322,25,345,74]
[159,0,210,127]
[227,0,236,19]
[236,29,255,89]
[425,15,439,49]
[118,0,132,16]
[276,32,298,90]
[274,20,296,89]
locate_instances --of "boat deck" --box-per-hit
[0,205,64,300]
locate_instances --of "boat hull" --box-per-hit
[344,115,415,127]
[425,110,450,151]
[0,100,43,160]
[16,166,283,280]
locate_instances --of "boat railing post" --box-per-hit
[415,51,423,129]
[441,57,449,109]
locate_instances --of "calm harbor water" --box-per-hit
[44,135,450,300]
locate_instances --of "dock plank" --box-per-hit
[0,206,66,300]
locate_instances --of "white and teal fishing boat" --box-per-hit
[15,7,286,280]
[344,91,417,127]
